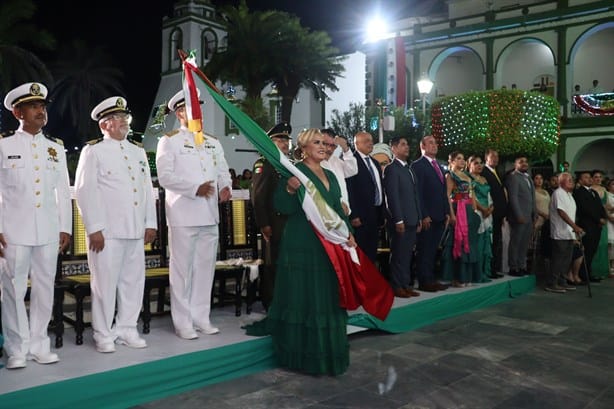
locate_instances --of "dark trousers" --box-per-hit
[581,225,601,277]
[355,214,380,263]
[260,237,281,309]
[491,214,504,273]
[549,240,573,286]
[389,223,417,290]
[416,220,445,285]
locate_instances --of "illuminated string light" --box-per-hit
[431,90,560,159]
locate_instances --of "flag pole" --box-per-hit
[178,49,223,96]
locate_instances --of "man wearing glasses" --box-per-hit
[74,96,158,353]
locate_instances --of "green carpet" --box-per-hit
[0,277,534,408]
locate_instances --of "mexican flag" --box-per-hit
[186,62,393,322]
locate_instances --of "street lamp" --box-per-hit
[417,75,434,131]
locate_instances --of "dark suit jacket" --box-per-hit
[347,151,383,224]
[250,158,287,244]
[383,159,421,226]
[410,156,448,223]
[573,186,606,231]
[481,165,508,219]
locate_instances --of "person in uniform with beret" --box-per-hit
[155,89,232,340]
[250,122,291,310]
[0,82,72,369]
[74,96,158,353]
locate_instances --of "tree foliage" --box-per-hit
[0,0,55,130]
[46,40,125,147]
[206,1,344,125]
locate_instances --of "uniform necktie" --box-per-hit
[432,159,444,183]
[365,157,381,206]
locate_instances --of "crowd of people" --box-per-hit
[1,81,612,377]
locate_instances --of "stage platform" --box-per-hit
[0,275,535,408]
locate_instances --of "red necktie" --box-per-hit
[432,159,444,183]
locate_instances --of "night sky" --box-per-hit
[30,0,443,135]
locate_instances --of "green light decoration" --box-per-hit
[431,90,560,160]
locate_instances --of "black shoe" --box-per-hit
[508,270,523,277]
[520,269,529,276]
[589,276,602,283]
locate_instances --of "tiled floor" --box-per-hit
[135,278,614,409]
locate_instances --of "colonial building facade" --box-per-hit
[363,0,614,176]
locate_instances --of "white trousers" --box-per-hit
[87,238,145,344]
[0,242,57,358]
[168,226,218,332]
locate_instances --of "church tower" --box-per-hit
[142,0,226,151]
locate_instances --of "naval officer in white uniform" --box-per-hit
[156,90,232,340]
[74,96,157,353]
[0,82,72,369]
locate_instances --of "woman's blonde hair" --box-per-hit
[293,128,322,160]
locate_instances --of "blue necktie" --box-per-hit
[365,157,381,206]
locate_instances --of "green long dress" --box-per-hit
[245,162,350,376]
[472,178,493,283]
[591,192,610,278]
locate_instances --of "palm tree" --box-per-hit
[205,0,281,101]
[46,39,125,148]
[268,14,345,123]
[0,0,55,130]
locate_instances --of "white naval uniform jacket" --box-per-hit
[155,127,232,227]
[0,128,72,245]
[74,136,157,238]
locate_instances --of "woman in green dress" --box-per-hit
[590,170,609,278]
[245,128,356,376]
[468,155,494,283]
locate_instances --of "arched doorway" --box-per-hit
[495,38,555,91]
[572,138,614,179]
[428,46,485,97]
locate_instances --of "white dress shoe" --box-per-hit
[194,323,220,335]
[96,342,117,353]
[116,335,147,349]
[28,352,60,364]
[175,328,199,340]
[6,356,27,369]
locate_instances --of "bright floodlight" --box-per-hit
[366,16,387,43]
[417,76,434,94]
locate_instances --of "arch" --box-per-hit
[567,20,614,65]
[495,37,556,91]
[169,28,183,70]
[201,28,218,63]
[427,45,485,78]
[571,137,614,177]
[427,46,485,97]
[495,37,557,70]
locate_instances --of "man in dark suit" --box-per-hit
[250,122,291,309]
[573,171,607,282]
[410,135,449,292]
[505,155,536,276]
[481,148,507,278]
[383,137,422,298]
[347,131,383,263]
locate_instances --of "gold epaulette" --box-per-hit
[129,138,143,148]
[165,129,180,137]
[44,133,64,145]
[86,138,103,145]
[0,130,15,139]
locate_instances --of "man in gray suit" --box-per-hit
[505,155,536,276]
[383,137,422,297]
